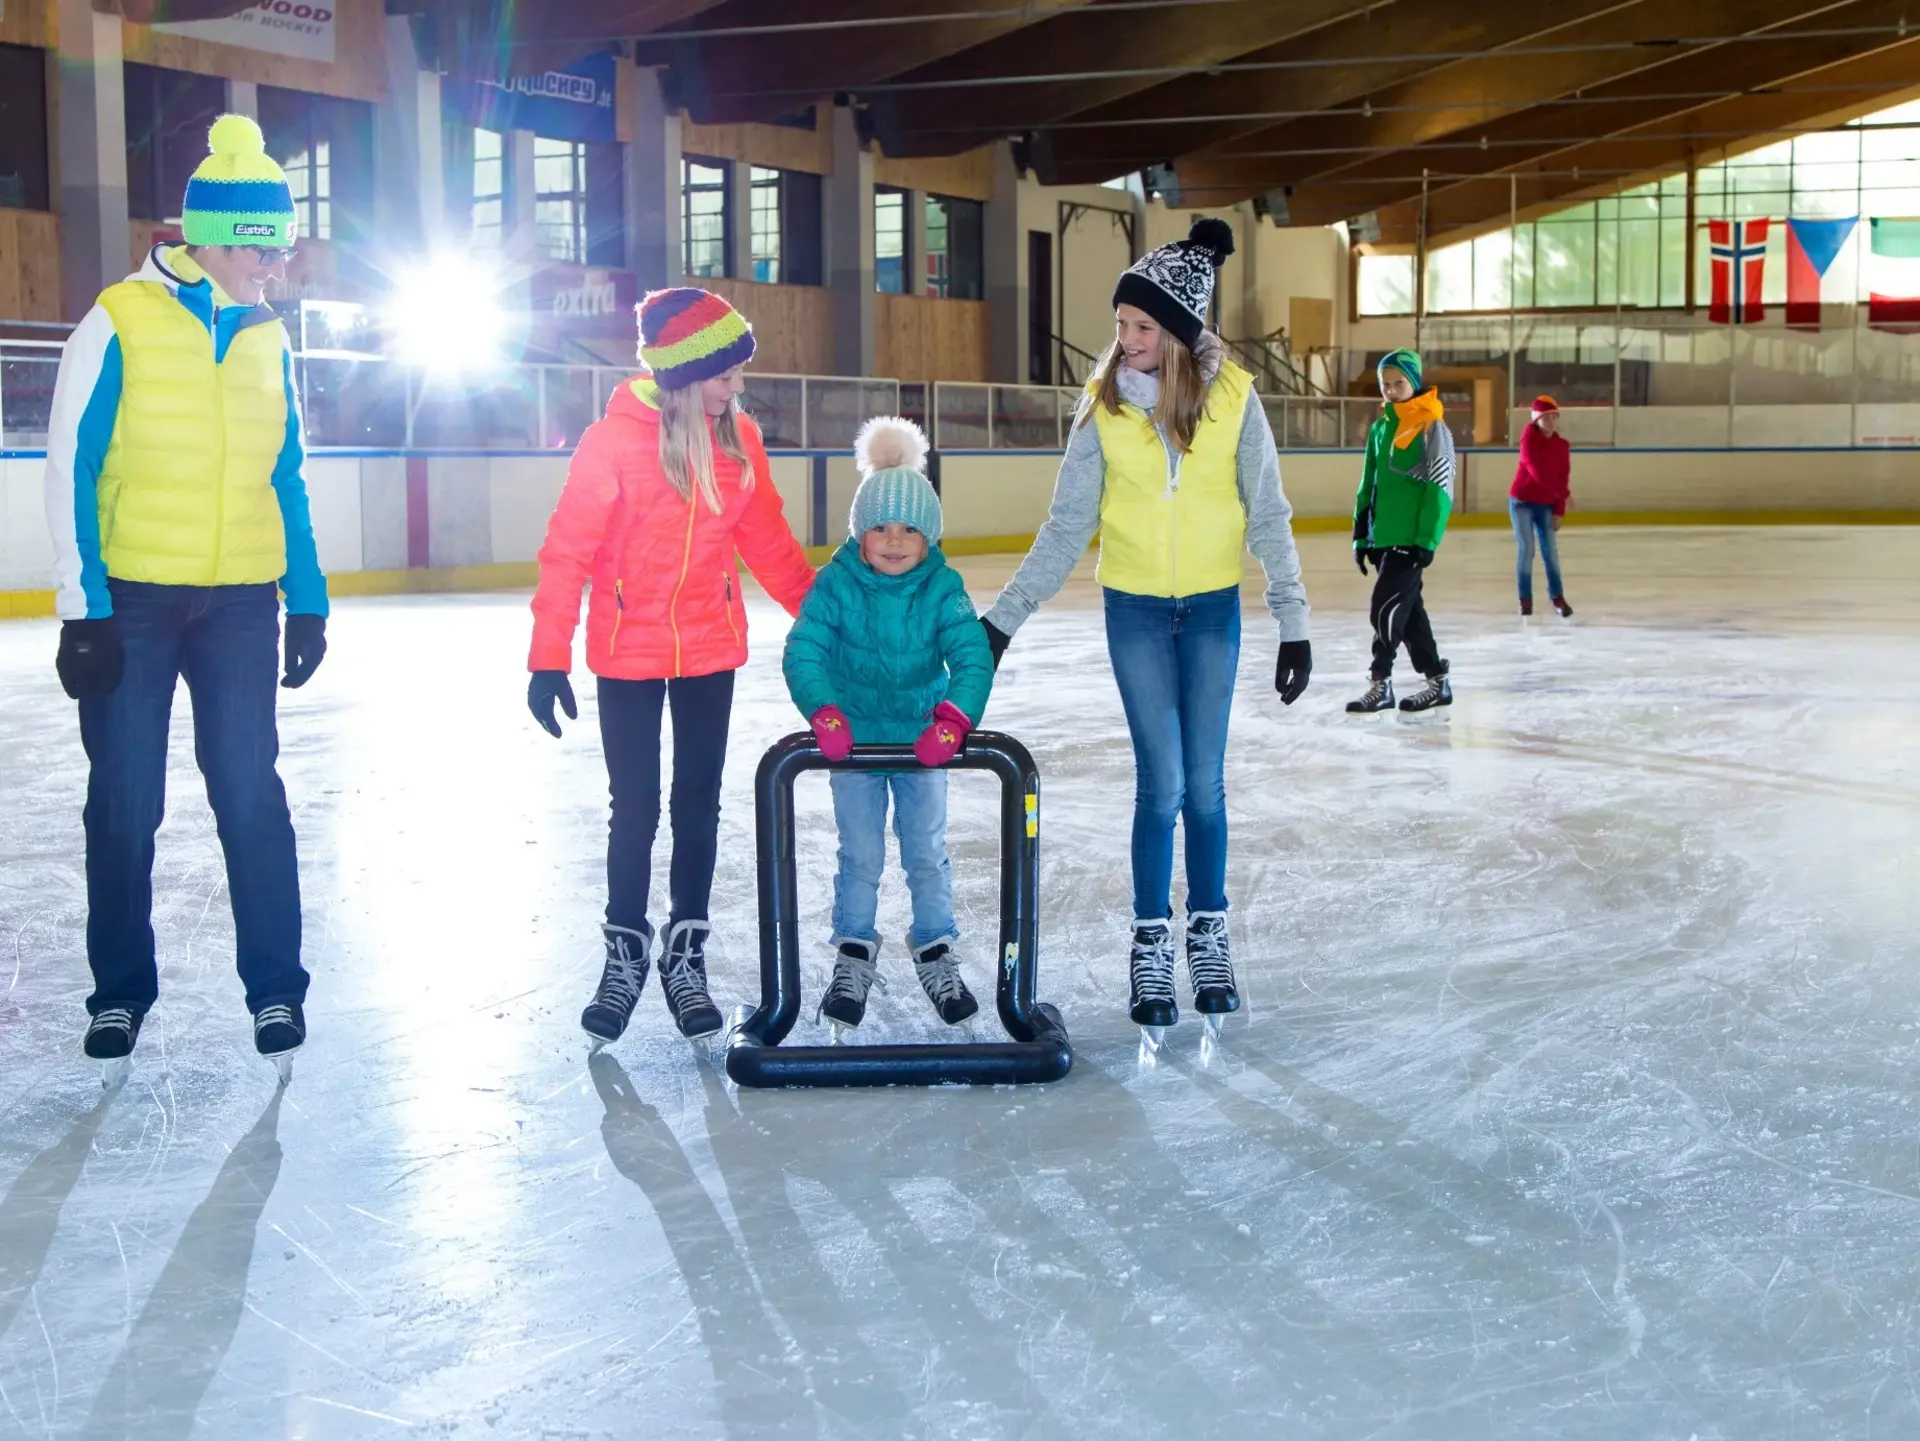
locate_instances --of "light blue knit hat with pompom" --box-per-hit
[848,416,942,545]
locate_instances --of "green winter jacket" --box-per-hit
[1352,394,1458,553]
[783,540,995,745]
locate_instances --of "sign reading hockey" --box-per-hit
[150,1,336,63]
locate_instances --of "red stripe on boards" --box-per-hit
[406,455,430,568]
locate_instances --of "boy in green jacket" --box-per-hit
[1347,348,1457,714]
[784,417,995,1038]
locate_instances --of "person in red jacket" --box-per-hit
[1509,395,1573,617]
[526,288,816,1047]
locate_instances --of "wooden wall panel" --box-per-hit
[874,294,989,383]
[0,0,54,47]
[0,210,62,321]
[122,0,385,103]
[874,146,995,202]
[680,110,831,176]
[696,277,833,375]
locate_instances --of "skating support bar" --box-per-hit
[726,732,1072,1089]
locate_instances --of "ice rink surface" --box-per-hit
[2,526,1919,1441]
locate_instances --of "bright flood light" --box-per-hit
[388,254,510,371]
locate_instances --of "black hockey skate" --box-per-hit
[1345,676,1395,713]
[912,939,979,1033]
[254,1002,306,1085]
[582,922,653,1051]
[659,919,724,1041]
[1399,661,1452,713]
[1128,918,1178,1050]
[818,938,884,1042]
[1185,911,1240,1039]
[84,1008,143,1089]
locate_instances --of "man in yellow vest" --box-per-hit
[43,114,328,1084]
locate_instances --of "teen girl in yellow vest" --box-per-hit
[43,115,326,1082]
[981,219,1311,1047]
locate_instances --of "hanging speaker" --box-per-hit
[1349,211,1383,245]
[1253,190,1291,227]
[1142,164,1183,209]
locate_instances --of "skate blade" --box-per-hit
[586,1033,610,1057]
[99,1057,131,1090]
[1202,1013,1226,1040]
[269,1050,296,1086]
[828,1020,855,1046]
[950,1017,977,1043]
[1138,1024,1166,1051]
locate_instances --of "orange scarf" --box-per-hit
[1389,389,1445,451]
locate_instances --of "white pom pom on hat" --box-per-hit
[853,415,929,478]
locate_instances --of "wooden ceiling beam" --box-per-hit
[1030,0,1641,186]
[866,0,1388,157]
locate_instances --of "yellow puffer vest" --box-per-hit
[94,276,290,588]
[1092,359,1254,598]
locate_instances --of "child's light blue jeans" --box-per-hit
[829,770,957,950]
[1509,499,1565,601]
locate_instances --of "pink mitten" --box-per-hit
[913,701,972,768]
[810,705,854,761]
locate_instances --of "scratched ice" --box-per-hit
[2,527,1919,1439]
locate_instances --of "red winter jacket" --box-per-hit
[1510,423,1571,516]
[528,377,816,680]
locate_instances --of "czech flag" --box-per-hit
[1785,217,1856,330]
[1868,218,1920,330]
[1708,219,1768,325]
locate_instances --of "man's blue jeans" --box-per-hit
[1510,499,1565,601]
[829,770,956,951]
[1103,586,1241,921]
[78,580,308,1017]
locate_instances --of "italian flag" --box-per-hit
[1868,218,1920,328]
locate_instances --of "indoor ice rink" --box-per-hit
[3,528,1918,1438]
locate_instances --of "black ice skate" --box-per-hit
[254,1002,306,1085]
[582,922,653,1051]
[1551,595,1574,618]
[1185,911,1240,1038]
[1399,661,1452,713]
[818,938,885,1042]
[658,919,724,1041]
[84,1008,143,1089]
[912,939,979,1033]
[1128,918,1178,1049]
[1345,676,1395,713]
[1519,596,1533,617]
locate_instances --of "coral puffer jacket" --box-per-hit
[528,377,816,680]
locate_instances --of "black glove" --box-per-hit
[282,614,327,689]
[1355,549,1372,576]
[1408,547,1436,569]
[1274,639,1311,706]
[528,670,576,738]
[980,618,1011,671]
[56,618,123,700]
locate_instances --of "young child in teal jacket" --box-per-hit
[783,417,995,1038]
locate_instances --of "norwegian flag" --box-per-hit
[1709,218,1770,324]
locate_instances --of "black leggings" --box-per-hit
[599,670,735,932]
[1369,549,1444,680]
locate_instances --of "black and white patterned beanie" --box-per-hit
[1112,217,1236,351]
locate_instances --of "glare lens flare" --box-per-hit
[389,255,509,371]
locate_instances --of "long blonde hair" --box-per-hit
[1084,327,1211,453]
[658,381,752,514]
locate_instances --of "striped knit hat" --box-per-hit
[849,416,941,545]
[638,288,756,390]
[1377,347,1424,393]
[181,115,296,249]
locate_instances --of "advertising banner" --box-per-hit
[151,1,336,64]
[447,53,617,144]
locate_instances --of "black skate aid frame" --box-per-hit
[726,730,1072,1088]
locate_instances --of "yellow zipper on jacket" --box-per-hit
[609,579,624,654]
[666,497,697,675]
[724,571,741,648]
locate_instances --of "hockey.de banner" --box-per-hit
[149,1,335,64]
[446,54,618,144]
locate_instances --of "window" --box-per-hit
[875,186,908,294]
[471,128,504,251]
[259,88,373,245]
[1356,253,1414,316]
[124,63,226,223]
[0,44,50,211]
[535,136,587,263]
[781,171,823,286]
[924,193,984,299]
[682,157,730,278]
[750,166,780,282]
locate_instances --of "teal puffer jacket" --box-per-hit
[783,540,995,745]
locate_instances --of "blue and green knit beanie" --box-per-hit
[181,114,296,249]
[849,416,942,545]
[1377,347,1424,393]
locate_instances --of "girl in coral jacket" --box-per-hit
[526,288,816,1047]
[1510,395,1574,618]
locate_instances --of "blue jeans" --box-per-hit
[1103,586,1241,920]
[829,770,955,950]
[1510,499,1564,601]
[78,581,307,1017]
